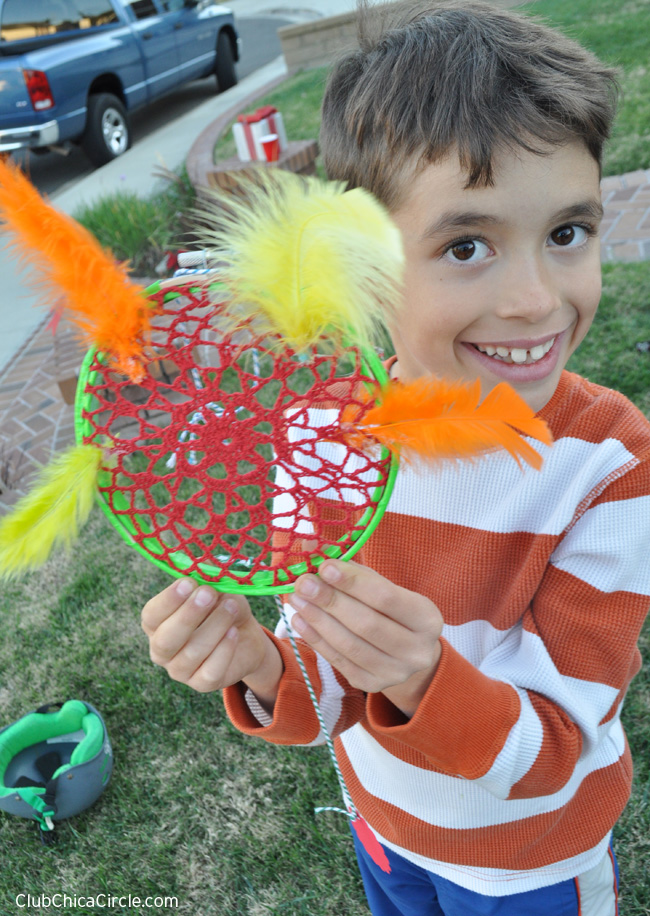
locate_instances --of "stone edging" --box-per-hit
[185,72,293,194]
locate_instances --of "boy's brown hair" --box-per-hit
[320,0,619,208]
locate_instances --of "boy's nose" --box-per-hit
[496,259,562,323]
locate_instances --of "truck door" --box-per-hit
[158,0,218,81]
[121,0,180,97]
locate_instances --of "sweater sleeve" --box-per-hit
[366,454,650,800]
[223,622,366,746]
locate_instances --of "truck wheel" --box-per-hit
[215,32,237,92]
[82,93,131,167]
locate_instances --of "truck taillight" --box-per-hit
[23,70,55,111]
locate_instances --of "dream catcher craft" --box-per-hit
[0,159,552,867]
[0,160,551,588]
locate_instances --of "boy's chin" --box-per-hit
[476,365,563,413]
[505,377,560,414]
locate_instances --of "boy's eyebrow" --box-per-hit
[419,199,604,242]
[552,200,605,224]
[420,211,500,241]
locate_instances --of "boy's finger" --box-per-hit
[164,601,239,683]
[292,609,395,694]
[141,577,200,634]
[146,585,222,663]
[293,598,391,673]
[314,560,437,630]
[289,584,410,657]
[188,628,242,693]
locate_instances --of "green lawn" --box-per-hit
[518,0,650,175]
[0,523,367,916]
[215,0,650,179]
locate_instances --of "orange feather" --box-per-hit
[343,377,553,469]
[0,158,151,381]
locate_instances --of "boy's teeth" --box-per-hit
[475,337,555,364]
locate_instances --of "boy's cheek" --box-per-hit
[570,275,601,354]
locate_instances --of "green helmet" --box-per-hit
[0,700,112,838]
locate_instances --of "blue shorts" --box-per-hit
[351,828,619,916]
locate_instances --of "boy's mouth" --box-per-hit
[461,330,569,385]
[470,337,556,366]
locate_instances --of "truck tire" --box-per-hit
[215,32,237,92]
[82,93,131,167]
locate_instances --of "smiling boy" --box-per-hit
[389,144,603,413]
[141,2,650,913]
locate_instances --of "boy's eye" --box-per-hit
[548,224,590,247]
[444,238,491,263]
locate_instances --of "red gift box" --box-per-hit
[233,106,288,162]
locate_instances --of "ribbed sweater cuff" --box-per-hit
[223,628,322,745]
[366,637,520,779]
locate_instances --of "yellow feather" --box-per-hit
[0,444,103,579]
[196,170,404,352]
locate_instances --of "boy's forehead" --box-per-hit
[393,142,601,224]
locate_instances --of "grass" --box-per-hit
[518,0,650,175]
[0,261,648,915]
[0,529,368,916]
[214,0,650,179]
[567,261,650,416]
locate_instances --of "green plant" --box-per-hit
[73,168,197,277]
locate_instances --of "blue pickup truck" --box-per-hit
[0,0,240,166]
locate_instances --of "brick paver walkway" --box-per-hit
[600,169,650,262]
[1,169,649,512]
[0,317,84,511]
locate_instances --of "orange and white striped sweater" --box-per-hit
[224,370,650,896]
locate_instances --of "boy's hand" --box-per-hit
[141,579,283,709]
[288,560,443,718]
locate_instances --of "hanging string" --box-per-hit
[274,594,356,820]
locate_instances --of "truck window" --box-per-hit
[122,0,159,19]
[0,0,118,42]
